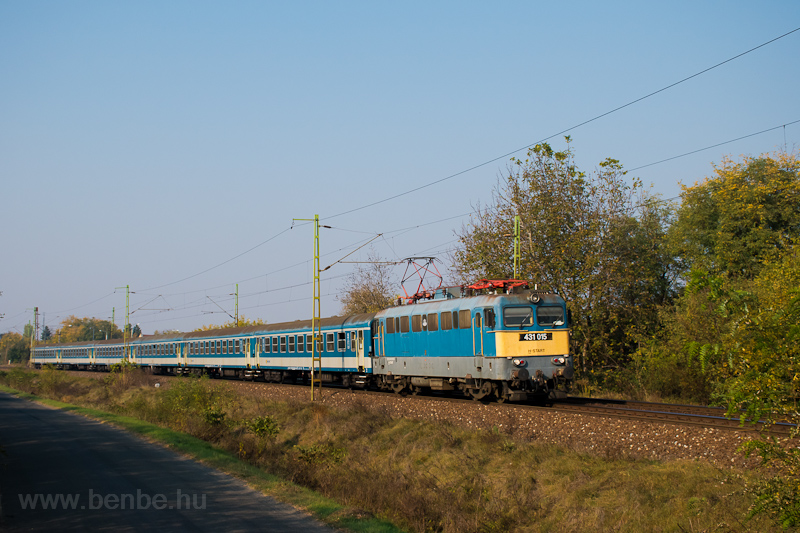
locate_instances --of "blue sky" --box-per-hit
[2,1,799,335]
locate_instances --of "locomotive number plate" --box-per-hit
[520,332,552,341]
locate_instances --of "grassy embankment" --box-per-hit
[0,366,778,533]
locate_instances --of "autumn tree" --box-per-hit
[193,315,267,332]
[644,152,800,393]
[670,151,800,279]
[0,332,29,363]
[58,316,122,342]
[338,251,397,315]
[636,151,800,526]
[454,140,678,370]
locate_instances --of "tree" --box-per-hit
[41,326,51,341]
[0,332,29,363]
[132,324,142,337]
[58,316,122,342]
[641,151,800,401]
[670,151,800,279]
[193,315,267,332]
[645,152,800,527]
[338,251,397,315]
[454,140,678,370]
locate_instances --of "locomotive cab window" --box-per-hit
[537,306,565,327]
[400,316,409,333]
[503,306,534,328]
[386,318,395,334]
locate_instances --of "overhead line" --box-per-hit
[628,119,800,171]
[138,227,292,292]
[324,26,800,220]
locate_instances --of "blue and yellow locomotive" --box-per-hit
[32,280,573,402]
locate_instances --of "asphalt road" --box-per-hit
[0,392,336,532]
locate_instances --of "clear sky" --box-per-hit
[2,1,799,336]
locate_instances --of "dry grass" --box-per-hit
[0,368,780,533]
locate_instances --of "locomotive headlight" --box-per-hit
[512,359,527,367]
[551,357,566,365]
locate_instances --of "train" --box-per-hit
[31,280,574,402]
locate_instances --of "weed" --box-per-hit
[245,415,279,439]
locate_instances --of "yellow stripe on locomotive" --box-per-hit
[494,329,570,358]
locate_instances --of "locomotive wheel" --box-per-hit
[391,380,407,394]
[470,381,493,401]
[493,382,511,403]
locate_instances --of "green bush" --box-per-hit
[245,415,279,439]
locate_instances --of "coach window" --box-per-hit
[297,335,304,353]
[289,336,295,352]
[386,318,395,334]
[537,306,565,327]
[474,312,482,329]
[338,332,346,351]
[233,339,239,353]
[279,336,286,352]
[270,337,277,352]
[349,331,355,351]
[326,332,335,352]
[306,334,313,352]
[459,310,471,329]
[427,313,439,331]
[441,312,452,330]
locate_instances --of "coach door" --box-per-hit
[245,338,252,369]
[356,330,365,371]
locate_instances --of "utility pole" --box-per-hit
[29,307,38,367]
[115,286,130,361]
[235,283,239,327]
[513,215,521,279]
[293,215,324,401]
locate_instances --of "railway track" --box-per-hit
[12,366,795,436]
[551,396,795,436]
